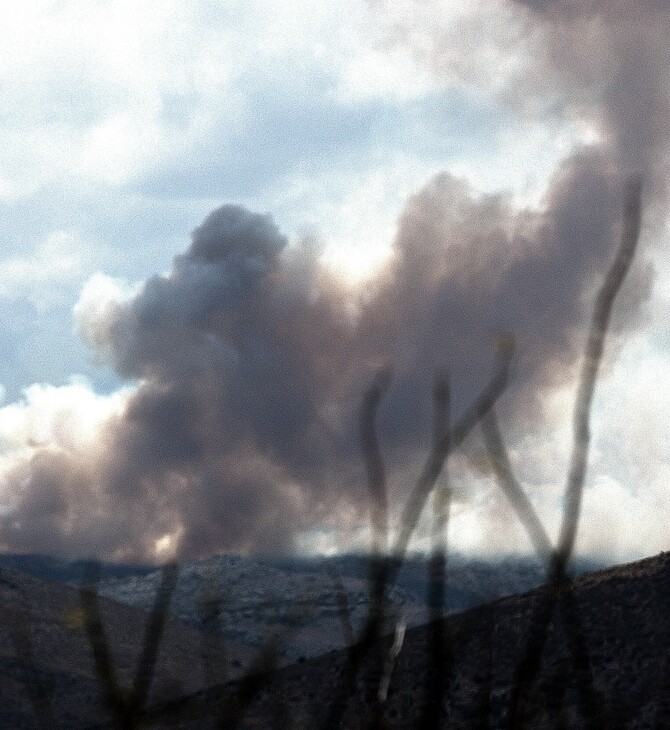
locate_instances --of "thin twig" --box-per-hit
[132,561,179,710]
[555,175,642,576]
[503,176,643,729]
[81,560,179,728]
[418,372,452,729]
[390,353,512,578]
[480,409,553,562]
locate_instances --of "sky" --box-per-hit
[0,0,669,564]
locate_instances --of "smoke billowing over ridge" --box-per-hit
[0,0,665,561]
[0,150,652,561]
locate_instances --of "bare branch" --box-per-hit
[419,372,452,729]
[80,562,132,728]
[391,353,512,572]
[556,175,643,574]
[480,408,553,563]
[359,366,393,558]
[132,561,179,710]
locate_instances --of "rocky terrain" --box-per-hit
[0,550,657,728]
[123,552,670,729]
[96,554,425,661]
[94,553,599,661]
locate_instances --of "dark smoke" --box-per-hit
[0,0,663,561]
[509,0,670,174]
[0,148,651,561]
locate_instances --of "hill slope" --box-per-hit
[133,552,670,729]
[0,566,253,728]
[96,553,600,661]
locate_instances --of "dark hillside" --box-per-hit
[0,554,153,585]
[135,552,670,729]
[0,566,252,728]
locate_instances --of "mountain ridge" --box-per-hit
[126,551,670,729]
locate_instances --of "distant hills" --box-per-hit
[0,553,155,585]
[131,551,670,729]
[3,550,661,728]
[94,552,600,661]
[0,564,254,728]
[0,551,602,663]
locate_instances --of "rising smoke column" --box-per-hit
[0,0,664,561]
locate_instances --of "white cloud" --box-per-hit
[0,377,132,520]
[74,273,142,364]
[366,0,536,94]
[0,378,127,453]
[0,230,102,310]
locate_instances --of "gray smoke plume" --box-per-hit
[0,150,652,561]
[0,0,662,561]
[509,0,670,176]
[371,0,669,185]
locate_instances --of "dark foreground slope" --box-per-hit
[134,552,670,729]
[0,567,252,728]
